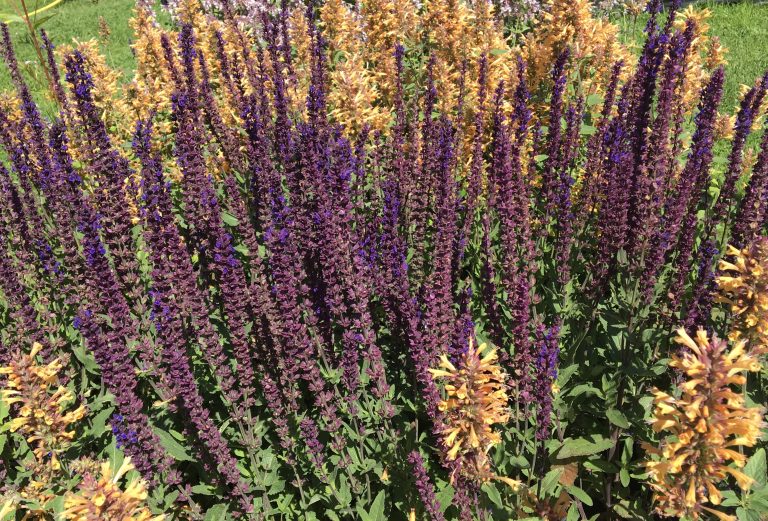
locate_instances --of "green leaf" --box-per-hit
[620,468,630,488]
[481,482,503,508]
[586,93,603,107]
[32,13,56,29]
[153,428,194,462]
[744,448,767,487]
[89,406,115,438]
[221,212,240,227]
[555,436,614,460]
[539,467,564,497]
[0,13,24,23]
[567,485,593,506]
[606,409,630,429]
[191,484,216,495]
[368,490,386,521]
[435,482,454,513]
[204,504,228,521]
[736,507,761,521]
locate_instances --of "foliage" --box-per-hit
[0,0,767,520]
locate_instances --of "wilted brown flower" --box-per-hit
[645,328,766,520]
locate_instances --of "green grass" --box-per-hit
[0,0,766,116]
[615,1,768,111]
[0,0,167,116]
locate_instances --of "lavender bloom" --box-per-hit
[683,240,719,328]
[40,30,69,113]
[64,51,145,314]
[75,308,170,479]
[732,119,768,247]
[299,417,325,469]
[149,286,253,512]
[409,56,439,282]
[456,56,488,265]
[540,49,570,222]
[575,61,622,234]
[710,74,768,233]
[534,322,560,441]
[408,451,446,521]
[419,118,458,364]
[631,23,694,285]
[0,233,51,359]
[666,68,725,309]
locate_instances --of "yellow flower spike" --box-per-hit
[645,327,766,520]
[430,337,514,486]
[717,239,768,355]
[1,343,85,502]
[63,457,163,521]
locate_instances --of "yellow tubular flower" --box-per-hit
[675,6,727,113]
[0,343,86,475]
[716,240,768,354]
[62,458,164,521]
[320,0,390,134]
[430,338,519,488]
[644,328,766,520]
[522,0,634,99]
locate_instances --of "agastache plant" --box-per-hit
[2,1,768,519]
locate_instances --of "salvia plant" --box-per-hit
[0,0,767,519]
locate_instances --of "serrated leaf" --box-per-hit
[555,436,614,460]
[481,482,503,508]
[89,406,115,437]
[606,409,630,429]
[744,448,767,487]
[204,504,228,521]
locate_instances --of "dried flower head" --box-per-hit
[716,239,768,354]
[430,338,520,489]
[645,328,766,520]
[62,457,164,521]
[0,342,86,474]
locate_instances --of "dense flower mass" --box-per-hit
[62,458,163,521]
[0,0,767,518]
[717,239,768,353]
[429,339,513,484]
[645,328,765,520]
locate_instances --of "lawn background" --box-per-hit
[0,0,766,112]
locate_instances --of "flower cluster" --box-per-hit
[0,343,86,487]
[62,458,164,521]
[430,339,518,487]
[645,328,766,520]
[0,0,767,517]
[717,239,768,354]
